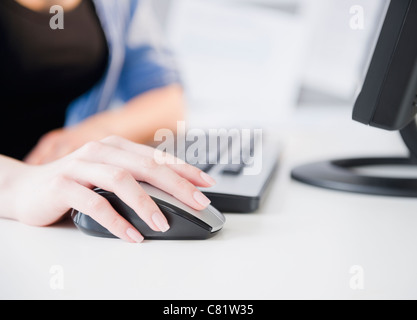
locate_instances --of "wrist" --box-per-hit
[0,156,29,221]
[70,111,116,141]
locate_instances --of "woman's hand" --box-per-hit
[24,114,113,165]
[6,136,216,243]
[25,85,186,165]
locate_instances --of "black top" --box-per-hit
[0,0,109,160]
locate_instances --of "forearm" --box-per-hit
[24,84,186,165]
[80,84,185,145]
[0,155,26,220]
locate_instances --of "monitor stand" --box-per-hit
[291,120,417,197]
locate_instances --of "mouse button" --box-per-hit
[139,182,225,231]
[152,204,214,240]
[139,182,197,213]
[156,201,212,232]
[206,205,226,224]
[103,193,148,228]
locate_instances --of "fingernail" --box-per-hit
[126,228,144,243]
[200,171,216,186]
[193,191,211,208]
[152,213,170,232]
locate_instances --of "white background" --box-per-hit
[153,0,389,126]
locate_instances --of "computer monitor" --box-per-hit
[291,0,417,197]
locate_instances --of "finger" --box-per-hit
[74,141,212,210]
[100,136,216,187]
[139,161,212,210]
[65,180,144,243]
[64,160,169,232]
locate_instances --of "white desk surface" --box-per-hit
[1,105,417,300]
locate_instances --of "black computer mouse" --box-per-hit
[71,182,226,240]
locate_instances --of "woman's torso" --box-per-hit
[0,0,109,160]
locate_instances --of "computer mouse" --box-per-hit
[71,182,226,240]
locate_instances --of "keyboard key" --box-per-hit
[222,163,245,175]
[194,163,215,173]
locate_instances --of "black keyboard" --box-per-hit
[158,131,281,213]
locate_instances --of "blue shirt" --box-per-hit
[65,0,181,127]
